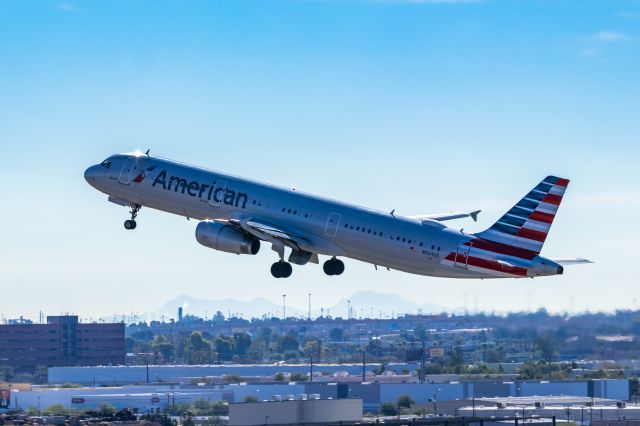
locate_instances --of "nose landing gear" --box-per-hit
[124,204,141,230]
[323,257,345,276]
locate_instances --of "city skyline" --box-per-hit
[1,0,639,319]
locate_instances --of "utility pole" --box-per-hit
[310,355,313,382]
[361,349,366,382]
[308,293,312,322]
[347,300,351,320]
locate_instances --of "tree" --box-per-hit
[243,395,259,402]
[98,403,117,416]
[185,332,211,364]
[0,366,15,382]
[278,332,300,353]
[125,337,136,353]
[215,336,234,361]
[152,335,175,363]
[233,333,252,357]
[43,404,69,415]
[289,373,308,382]
[535,335,557,361]
[329,328,344,342]
[397,394,415,409]
[274,372,285,381]
[380,402,398,416]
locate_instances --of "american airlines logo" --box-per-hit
[151,170,249,209]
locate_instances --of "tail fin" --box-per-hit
[475,176,569,255]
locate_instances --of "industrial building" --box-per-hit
[228,398,363,425]
[457,396,640,423]
[0,316,124,370]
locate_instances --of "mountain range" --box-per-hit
[148,291,448,321]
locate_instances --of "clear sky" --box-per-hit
[1,0,639,321]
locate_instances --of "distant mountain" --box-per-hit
[326,291,447,319]
[147,291,447,321]
[151,294,303,321]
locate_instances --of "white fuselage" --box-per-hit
[85,153,562,279]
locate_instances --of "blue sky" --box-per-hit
[1,0,639,321]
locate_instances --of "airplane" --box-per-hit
[84,151,591,279]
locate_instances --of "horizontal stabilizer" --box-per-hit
[409,210,481,222]
[552,258,593,266]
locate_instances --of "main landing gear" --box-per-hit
[323,257,345,276]
[271,261,293,279]
[124,204,141,230]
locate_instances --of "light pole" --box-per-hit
[308,293,312,322]
[432,388,441,416]
[282,294,286,321]
[347,300,351,320]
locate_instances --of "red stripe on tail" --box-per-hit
[516,228,547,242]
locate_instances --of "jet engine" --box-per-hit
[195,221,260,255]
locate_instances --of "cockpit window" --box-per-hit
[100,159,112,168]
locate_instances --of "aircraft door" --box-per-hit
[118,157,137,185]
[325,212,342,237]
[454,242,472,269]
[209,181,227,207]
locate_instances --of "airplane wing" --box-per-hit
[551,258,594,265]
[213,217,346,259]
[408,210,481,222]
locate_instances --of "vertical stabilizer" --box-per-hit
[475,176,569,254]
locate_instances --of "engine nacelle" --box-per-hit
[196,221,260,255]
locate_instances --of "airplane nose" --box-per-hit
[84,165,100,185]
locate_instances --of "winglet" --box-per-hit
[470,210,481,222]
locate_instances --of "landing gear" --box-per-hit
[124,204,141,230]
[271,261,293,279]
[323,257,345,276]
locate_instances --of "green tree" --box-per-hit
[535,334,557,361]
[98,403,117,416]
[397,394,415,409]
[278,332,300,352]
[289,373,308,382]
[152,335,175,363]
[244,395,259,402]
[125,337,136,353]
[380,402,398,416]
[233,333,252,357]
[43,404,69,415]
[329,328,344,342]
[186,332,211,364]
[215,336,234,361]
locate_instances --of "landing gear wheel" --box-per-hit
[282,262,293,278]
[124,204,141,230]
[323,258,345,276]
[271,261,293,278]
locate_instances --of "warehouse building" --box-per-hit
[228,398,363,425]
